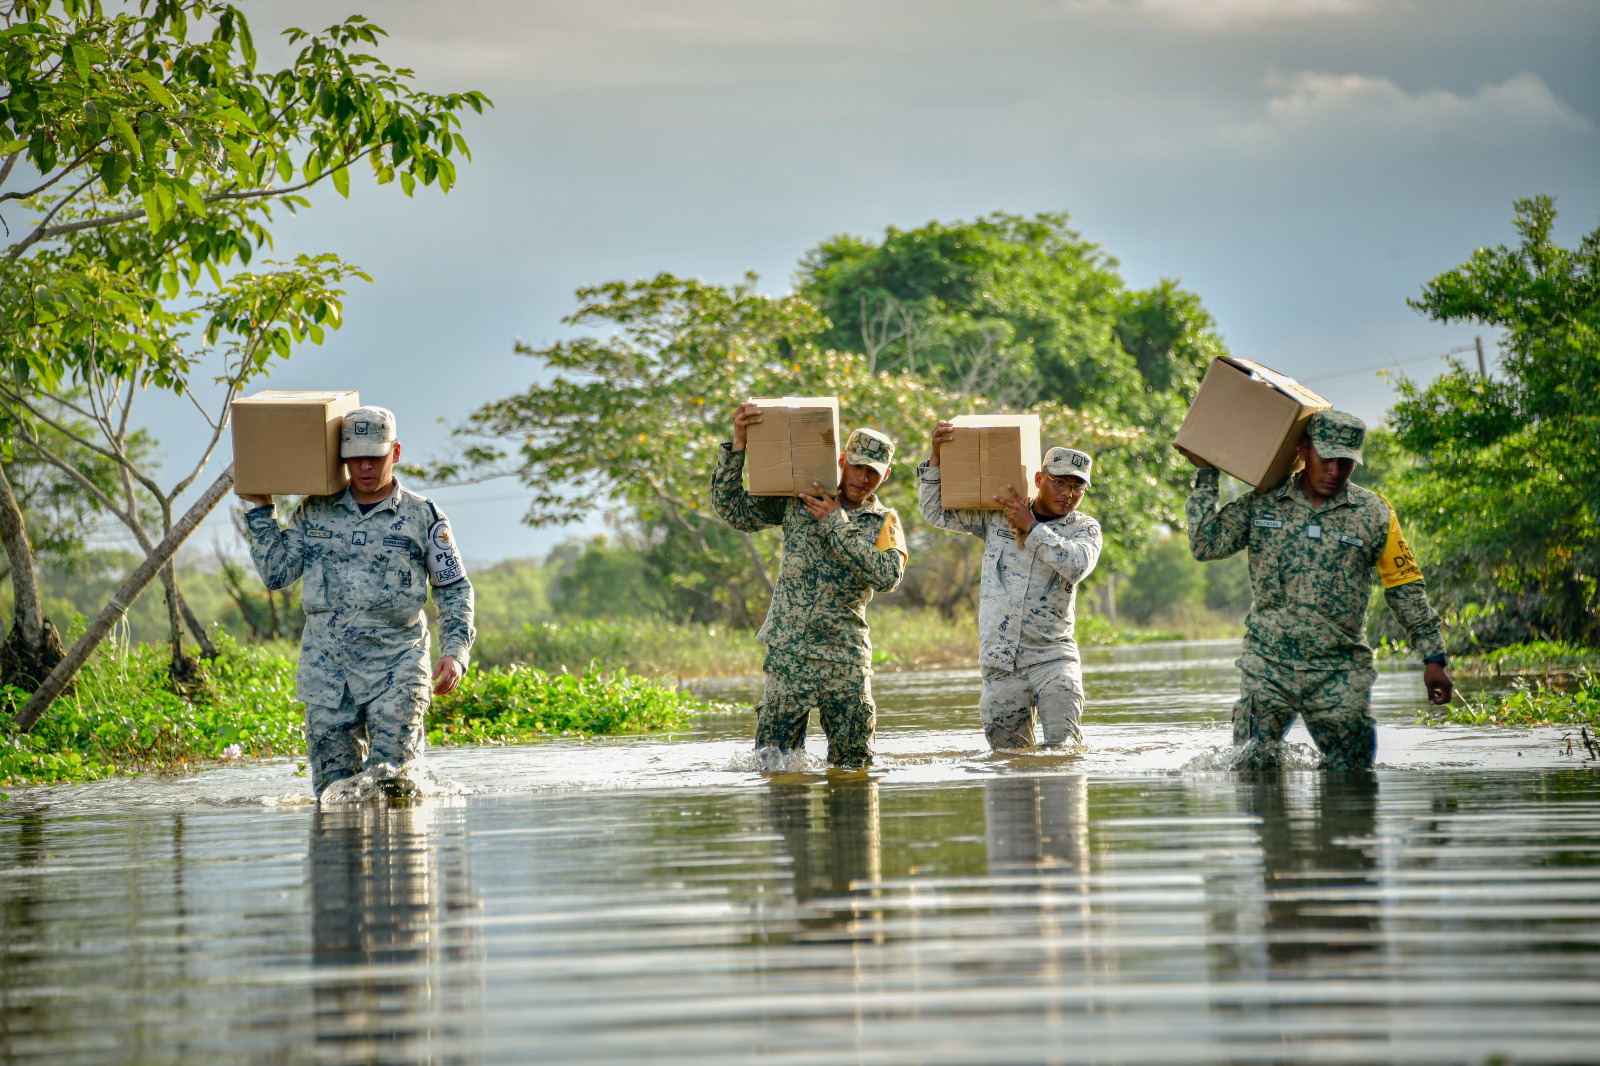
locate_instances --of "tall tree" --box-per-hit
[1391,195,1599,646]
[0,0,488,719]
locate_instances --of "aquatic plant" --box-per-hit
[1421,670,1600,730]
[428,665,733,745]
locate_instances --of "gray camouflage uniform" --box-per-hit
[917,450,1102,749]
[711,429,906,766]
[246,478,475,795]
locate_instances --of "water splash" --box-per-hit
[1180,740,1322,772]
[318,759,467,806]
[725,746,826,773]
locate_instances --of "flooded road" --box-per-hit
[3,641,1598,1063]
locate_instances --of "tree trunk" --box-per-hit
[161,561,187,675]
[13,466,234,732]
[1102,575,1117,625]
[177,587,219,658]
[0,462,63,690]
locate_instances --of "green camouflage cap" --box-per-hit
[1043,446,1093,486]
[1306,409,1365,464]
[340,406,398,458]
[844,427,895,475]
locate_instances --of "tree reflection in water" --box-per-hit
[310,801,483,1064]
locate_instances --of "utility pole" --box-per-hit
[1475,335,1487,377]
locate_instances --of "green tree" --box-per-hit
[1122,533,1206,625]
[0,0,488,724]
[1392,195,1599,646]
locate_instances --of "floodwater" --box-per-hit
[3,640,1598,1064]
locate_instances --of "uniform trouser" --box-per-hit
[755,651,876,767]
[304,679,432,796]
[980,659,1084,750]
[1232,663,1378,771]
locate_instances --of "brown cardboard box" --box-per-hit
[745,396,841,496]
[232,390,361,496]
[1174,357,1331,489]
[940,414,1042,510]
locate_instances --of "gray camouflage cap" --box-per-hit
[1043,446,1093,486]
[844,428,895,475]
[340,406,398,459]
[1306,409,1365,464]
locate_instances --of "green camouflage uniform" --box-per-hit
[1186,411,1444,770]
[711,428,906,766]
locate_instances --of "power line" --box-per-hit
[1301,344,1477,386]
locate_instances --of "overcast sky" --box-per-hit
[142,0,1600,563]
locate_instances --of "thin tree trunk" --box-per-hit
[13,466,234,732]
[161,561,187,675]
[0,462,44,650]
[177,587,218,658]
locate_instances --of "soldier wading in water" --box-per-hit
[918,424,1103,750]
[712,403,907,767]
[1177,409,1452,771]
[241,406,476,798]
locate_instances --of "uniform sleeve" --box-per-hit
[711,443,788,533]
[1185,467,1251,561]
[917,460,988,537]
[1374,500,1446,661]
[816,506,906,593]
[1023,516,1101,585]
[244,501,307,590]
[433,577,477,667]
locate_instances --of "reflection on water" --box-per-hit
[311,803,483,1063]
[2,646,1598,1063]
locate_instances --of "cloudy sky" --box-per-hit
[148,0,1599,562]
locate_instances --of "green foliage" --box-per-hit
[427,666,718,745]
[1391,196,1599,646]
[0,631,303,787]
[1421,670,1600,729]
[1123,534,1207,625]
[1202,552,1252,616]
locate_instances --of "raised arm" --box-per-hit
[916,460,988,536]
[1022,517,1101,585]
[1185,467,1252,561]
[816,507,906,592]
[243,501,308,590]
[710,443,788,532]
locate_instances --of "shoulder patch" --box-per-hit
[1376,505,1423,588]
[426,517,468,586]
[875,510,907,557]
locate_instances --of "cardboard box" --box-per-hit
[1174,358,1331,489]
[940,414,1042,510]
[745,396,841,496]
[232,390,361,496]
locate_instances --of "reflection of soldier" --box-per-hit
[765,778,882,938]
[984,776,1089,877]
[712,404,907,766]
[242,406,476,796]
[1247,774,1381,970]
[919,428,1102,749]
[310,803,481,1062]
[1179,410,1452,770]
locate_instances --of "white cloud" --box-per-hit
[1227,71,1594,148]
[1061,0,1365,26]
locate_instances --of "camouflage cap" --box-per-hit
[844,427,895,475]
[1043,446,1093,486]
[340,406,398,459]
[1306,409,1365,464]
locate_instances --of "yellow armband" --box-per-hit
[1376,502,1423,589]
[875,511,907,557]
